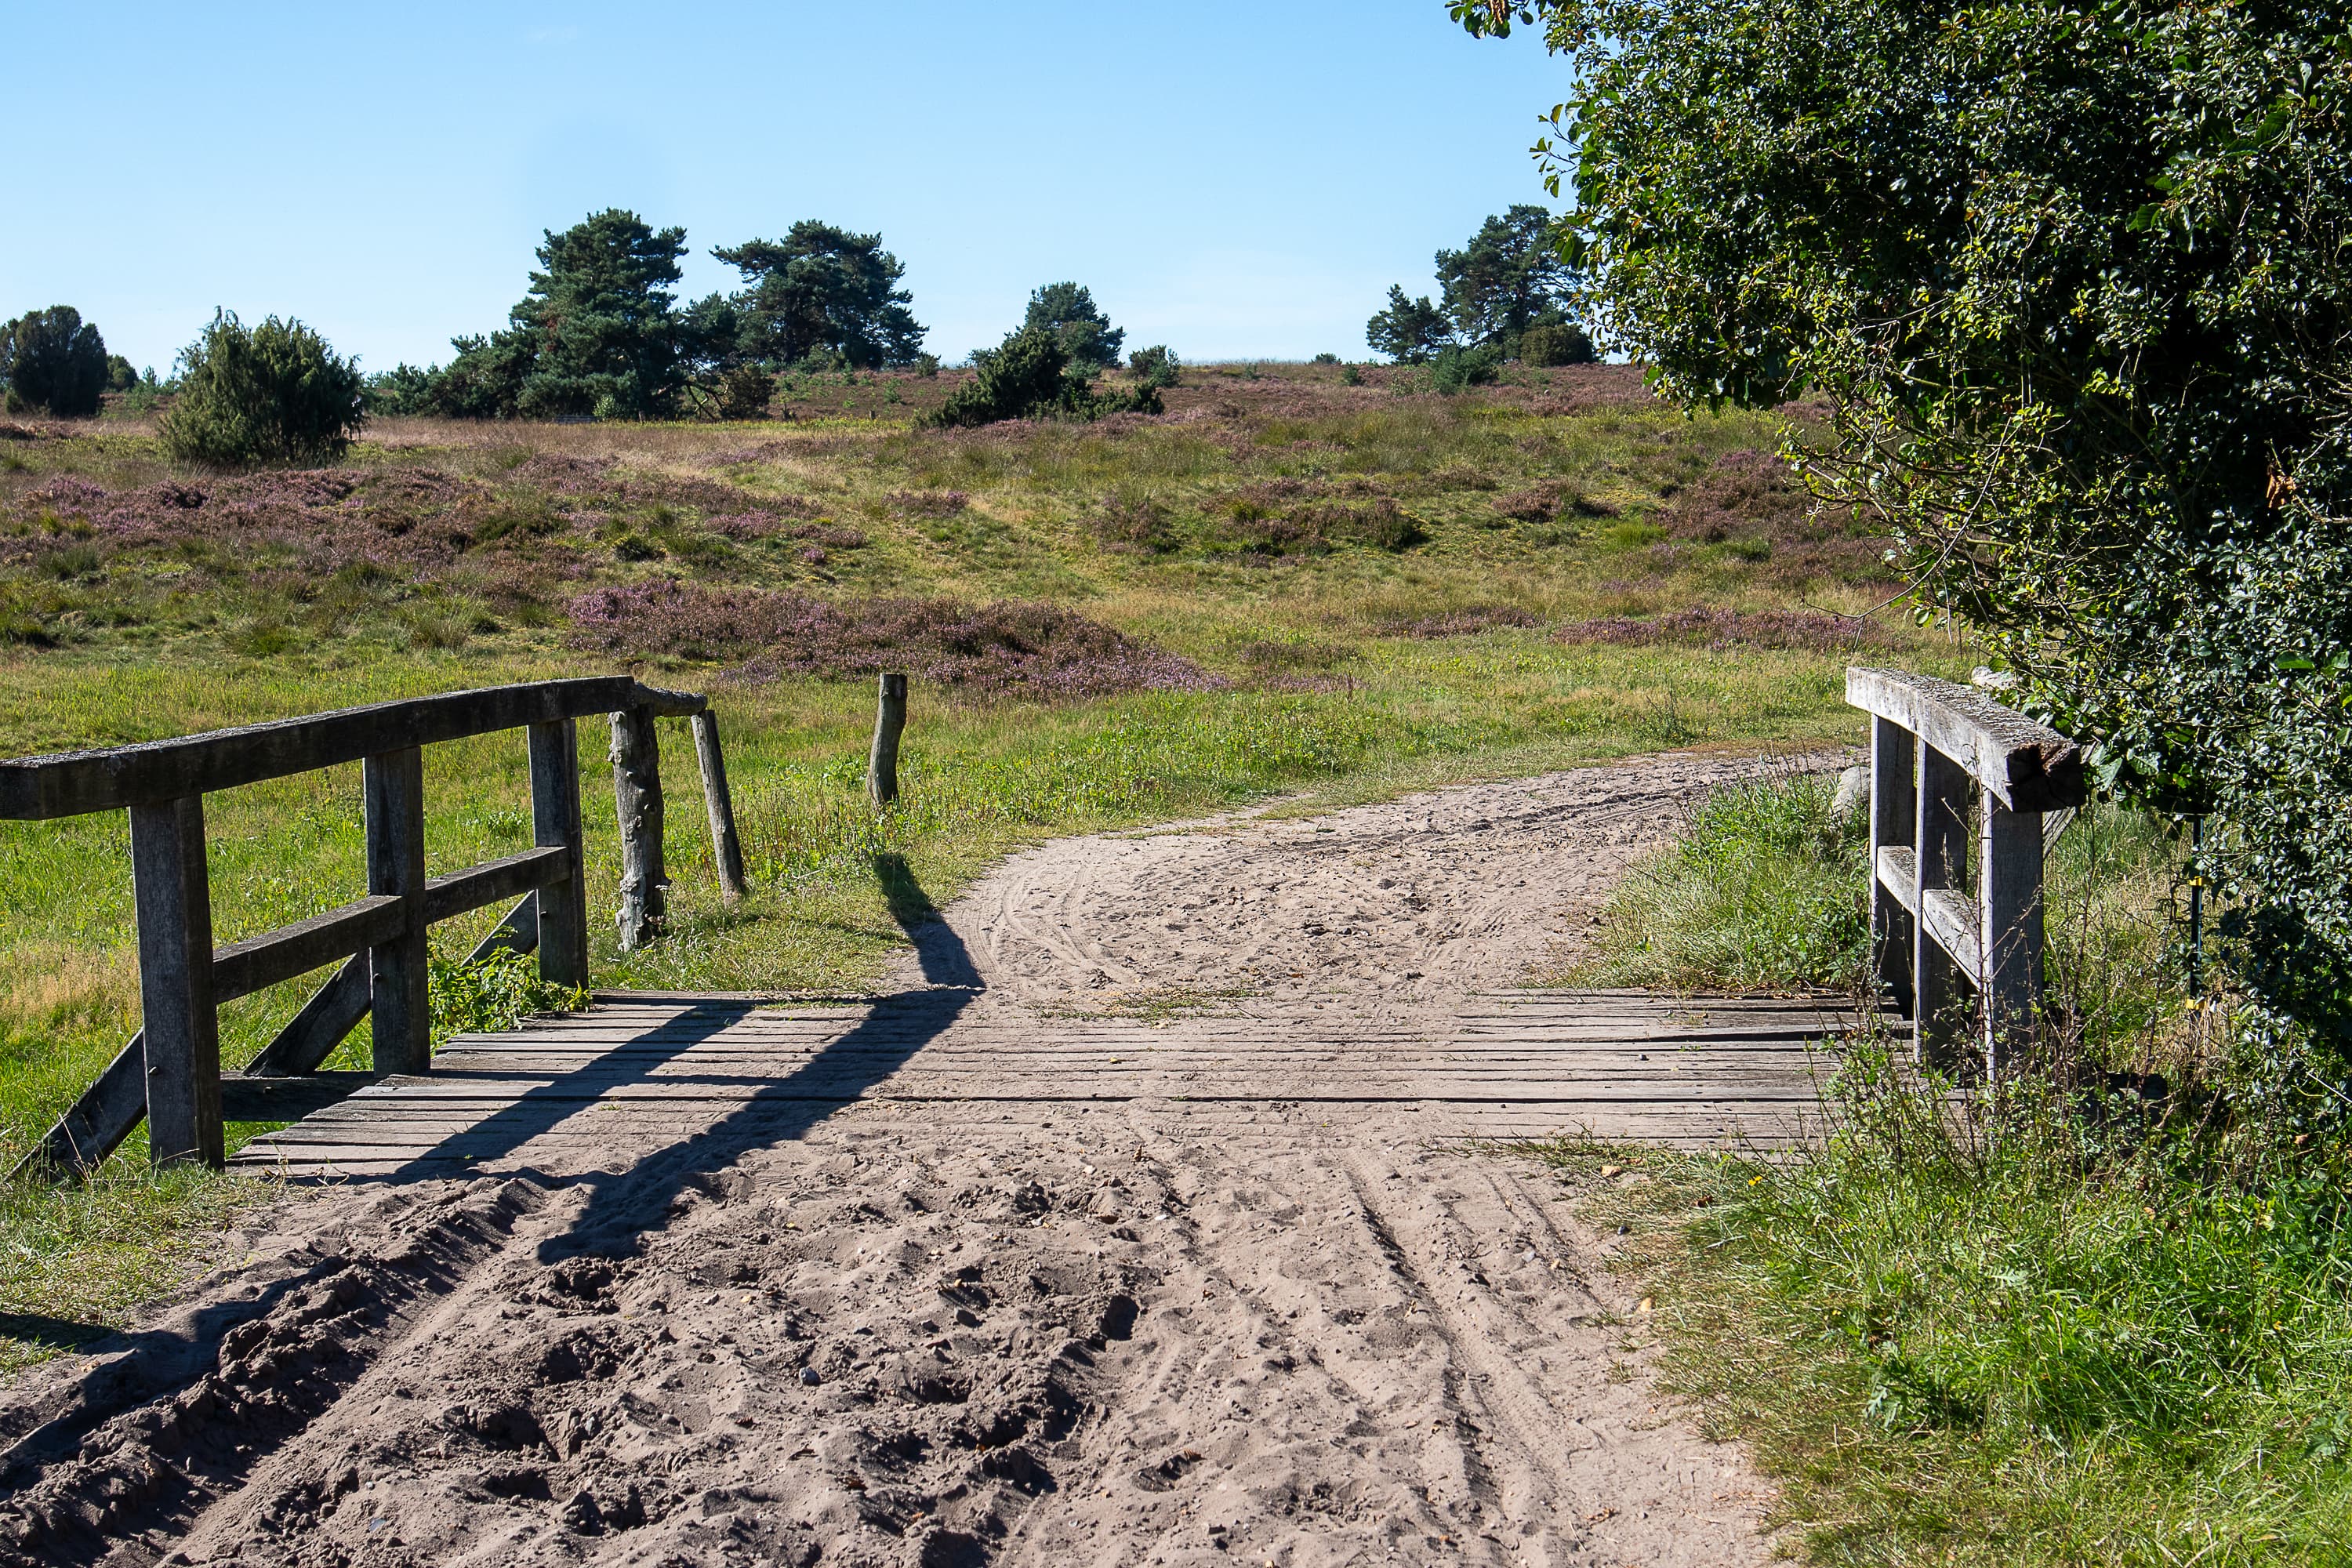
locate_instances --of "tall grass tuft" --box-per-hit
[1572,771,1870,991]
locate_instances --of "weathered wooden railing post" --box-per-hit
[1980,793,2045,1075]
[869,672,908,809]
[1848,668,2085,1081]
[1868,716,1915,1016]
[1914,742,1973,1066]
[530,717,589,986]
[364,747,432,1076]
[689,711,748,900]
[129,795,222,1169]
[611,705,666,950]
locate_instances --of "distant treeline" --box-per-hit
[369,213,930,423]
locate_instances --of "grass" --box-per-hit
[1526,773,2352,1564]
[0,361,1927,1368]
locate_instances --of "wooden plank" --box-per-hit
[421,845,571,925]
[1846,667,2084,811]
[0,677,642,821]
[1915,737,1973,1066]
[130,795,222,1171]
[528,718,588,989]
[1870,713,1918,1015]
[631,682,708,719]
[1921,889,1981,988]
[463,894,539,965]
[212,895,404,1003]
[241,954,372,1077]
[1980,793,2042,1075]
[688,710,749,899]
[220,1072,378,1121]
[610,707,666,951]
[1875,846,1919,916]
[365,748,431,1076]
[13,1031,148,1178]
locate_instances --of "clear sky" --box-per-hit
[4,2,1570,376]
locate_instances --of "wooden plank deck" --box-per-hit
[230,988,1866,1181]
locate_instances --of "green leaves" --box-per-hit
[1470,0,2352,1087]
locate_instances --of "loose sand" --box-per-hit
[0,752,1831,1568]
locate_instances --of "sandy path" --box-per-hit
[0,752,1822,1568]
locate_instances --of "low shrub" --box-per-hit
[1518,321,1598,367]
[565,580,1224,698]
[1431,343,1503,394]
[428,946,587,1047]
[713,364,777,420]
[158,312,365,468]
[1556,605,1893,652]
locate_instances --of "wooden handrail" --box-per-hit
[6,677,743,1179]
[1849,666,2083,1078]
[1846,667,2084,812]
[0,677,712,821]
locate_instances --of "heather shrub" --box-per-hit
[1555,606,1893,652]
[565,580,1221,698]
[159,312,365,468]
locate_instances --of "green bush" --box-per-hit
[713,363,777,420]
[1519,320,1597,367]
[931,325,1161,429]
[1430,343,1504,395]
[426,946,586,1047]
[1128,344,1181,388]
[159,312,365,468]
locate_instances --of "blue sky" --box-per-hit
[5,2,1569,376]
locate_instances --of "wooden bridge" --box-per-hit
[2,669,2078,1182]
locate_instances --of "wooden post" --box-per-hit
[1980,796,2044,1077]
[530,717,590,985]
[869,672,908,809]
[1913,740,1973,1069]
[1869,716,1916,1017]
[365,747,432,1076]
[129,796,222,1170]
[689,710,748,900]
[611,706,666,950]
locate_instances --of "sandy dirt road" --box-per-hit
[0,753,1822,1568]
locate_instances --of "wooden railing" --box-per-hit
[2,677,746,1177]
[1847,668,2085,1076]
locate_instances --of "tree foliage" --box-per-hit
[383,212,927,417]
[713,222,927,369]
[0,307,109,418]
[158,311,366,467]
[1457,0,2352,1084]
[1022,283,1125,370]
[1367,205,1582,361]
[1366,285,1454,364]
